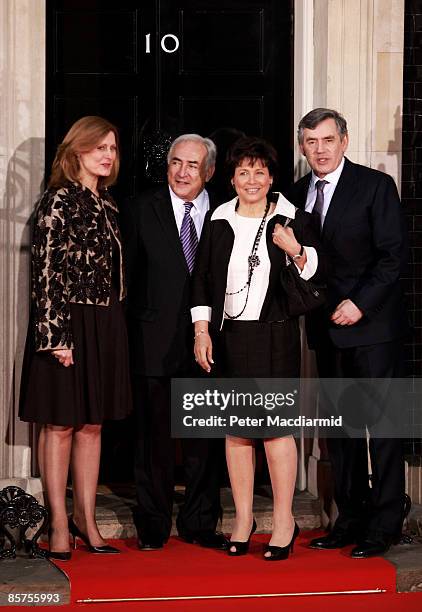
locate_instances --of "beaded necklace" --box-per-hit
[224,199,271,320]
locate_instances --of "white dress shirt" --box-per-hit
[304,157,345,226]
[169,186,209,237]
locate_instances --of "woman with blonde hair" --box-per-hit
[20,116,131,559]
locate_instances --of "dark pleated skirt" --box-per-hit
[19,287,132,426]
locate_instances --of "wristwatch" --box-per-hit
[292,245,304,261]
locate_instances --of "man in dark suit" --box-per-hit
[123,134,226,550]
[289,108,409,558]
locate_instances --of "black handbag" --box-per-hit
[279,218,326,317]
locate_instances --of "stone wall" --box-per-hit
[0,0,45,479]
[311,0,404,184]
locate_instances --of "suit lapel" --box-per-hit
[152,188,188,272]
[266,215,289,273]
[207,189,218,213]
[294,174,311,210]
[322,158,356,243]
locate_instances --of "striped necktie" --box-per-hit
[180,201,198,274]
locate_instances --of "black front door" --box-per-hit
[47,0,293,199]
[46,0,293,482]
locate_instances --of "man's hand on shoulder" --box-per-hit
[331,299,363,326]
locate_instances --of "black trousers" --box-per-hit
[133,376,222,542]
[315,333,405,540]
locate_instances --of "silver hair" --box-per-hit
[297,108,348,144]
[167,134,217,171]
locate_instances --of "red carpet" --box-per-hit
[69,593,422,611]
[50,532,399,606]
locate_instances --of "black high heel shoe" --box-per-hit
[45,528,71,561]
[68,517,120,554]
[45,549,72,561]
[263,522,300,561]
[228,519,257,556]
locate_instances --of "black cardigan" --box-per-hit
[191,195,326,332]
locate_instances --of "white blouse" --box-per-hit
[224,214,272,320]
[191,193,318,325]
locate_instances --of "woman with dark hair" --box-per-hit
[191,136,324,560]
[207,127,246,202]
[20,116,131,559]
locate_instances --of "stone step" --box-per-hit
[0,556,69,607]
[68,485,322,539]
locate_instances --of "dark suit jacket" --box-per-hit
[191,194,326,332]
[121,185,216,376]
[288,158,409,348]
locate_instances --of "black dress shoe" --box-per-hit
[179,530,229,550]
[309,531,356,550]
[137,538,165,551]
[350,539,391,558]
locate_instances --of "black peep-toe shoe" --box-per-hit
[68,516,120,554]
[228,519,257,556]
[263,522,300,561]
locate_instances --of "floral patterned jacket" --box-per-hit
[32,182,125,351]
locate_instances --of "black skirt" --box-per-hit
[217,319,301,439]
[19,287,132,427]
[218,319,301,378]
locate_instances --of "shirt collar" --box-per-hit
[310,156,345,189]
[211,192,297,224]
[168,185,207,210]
